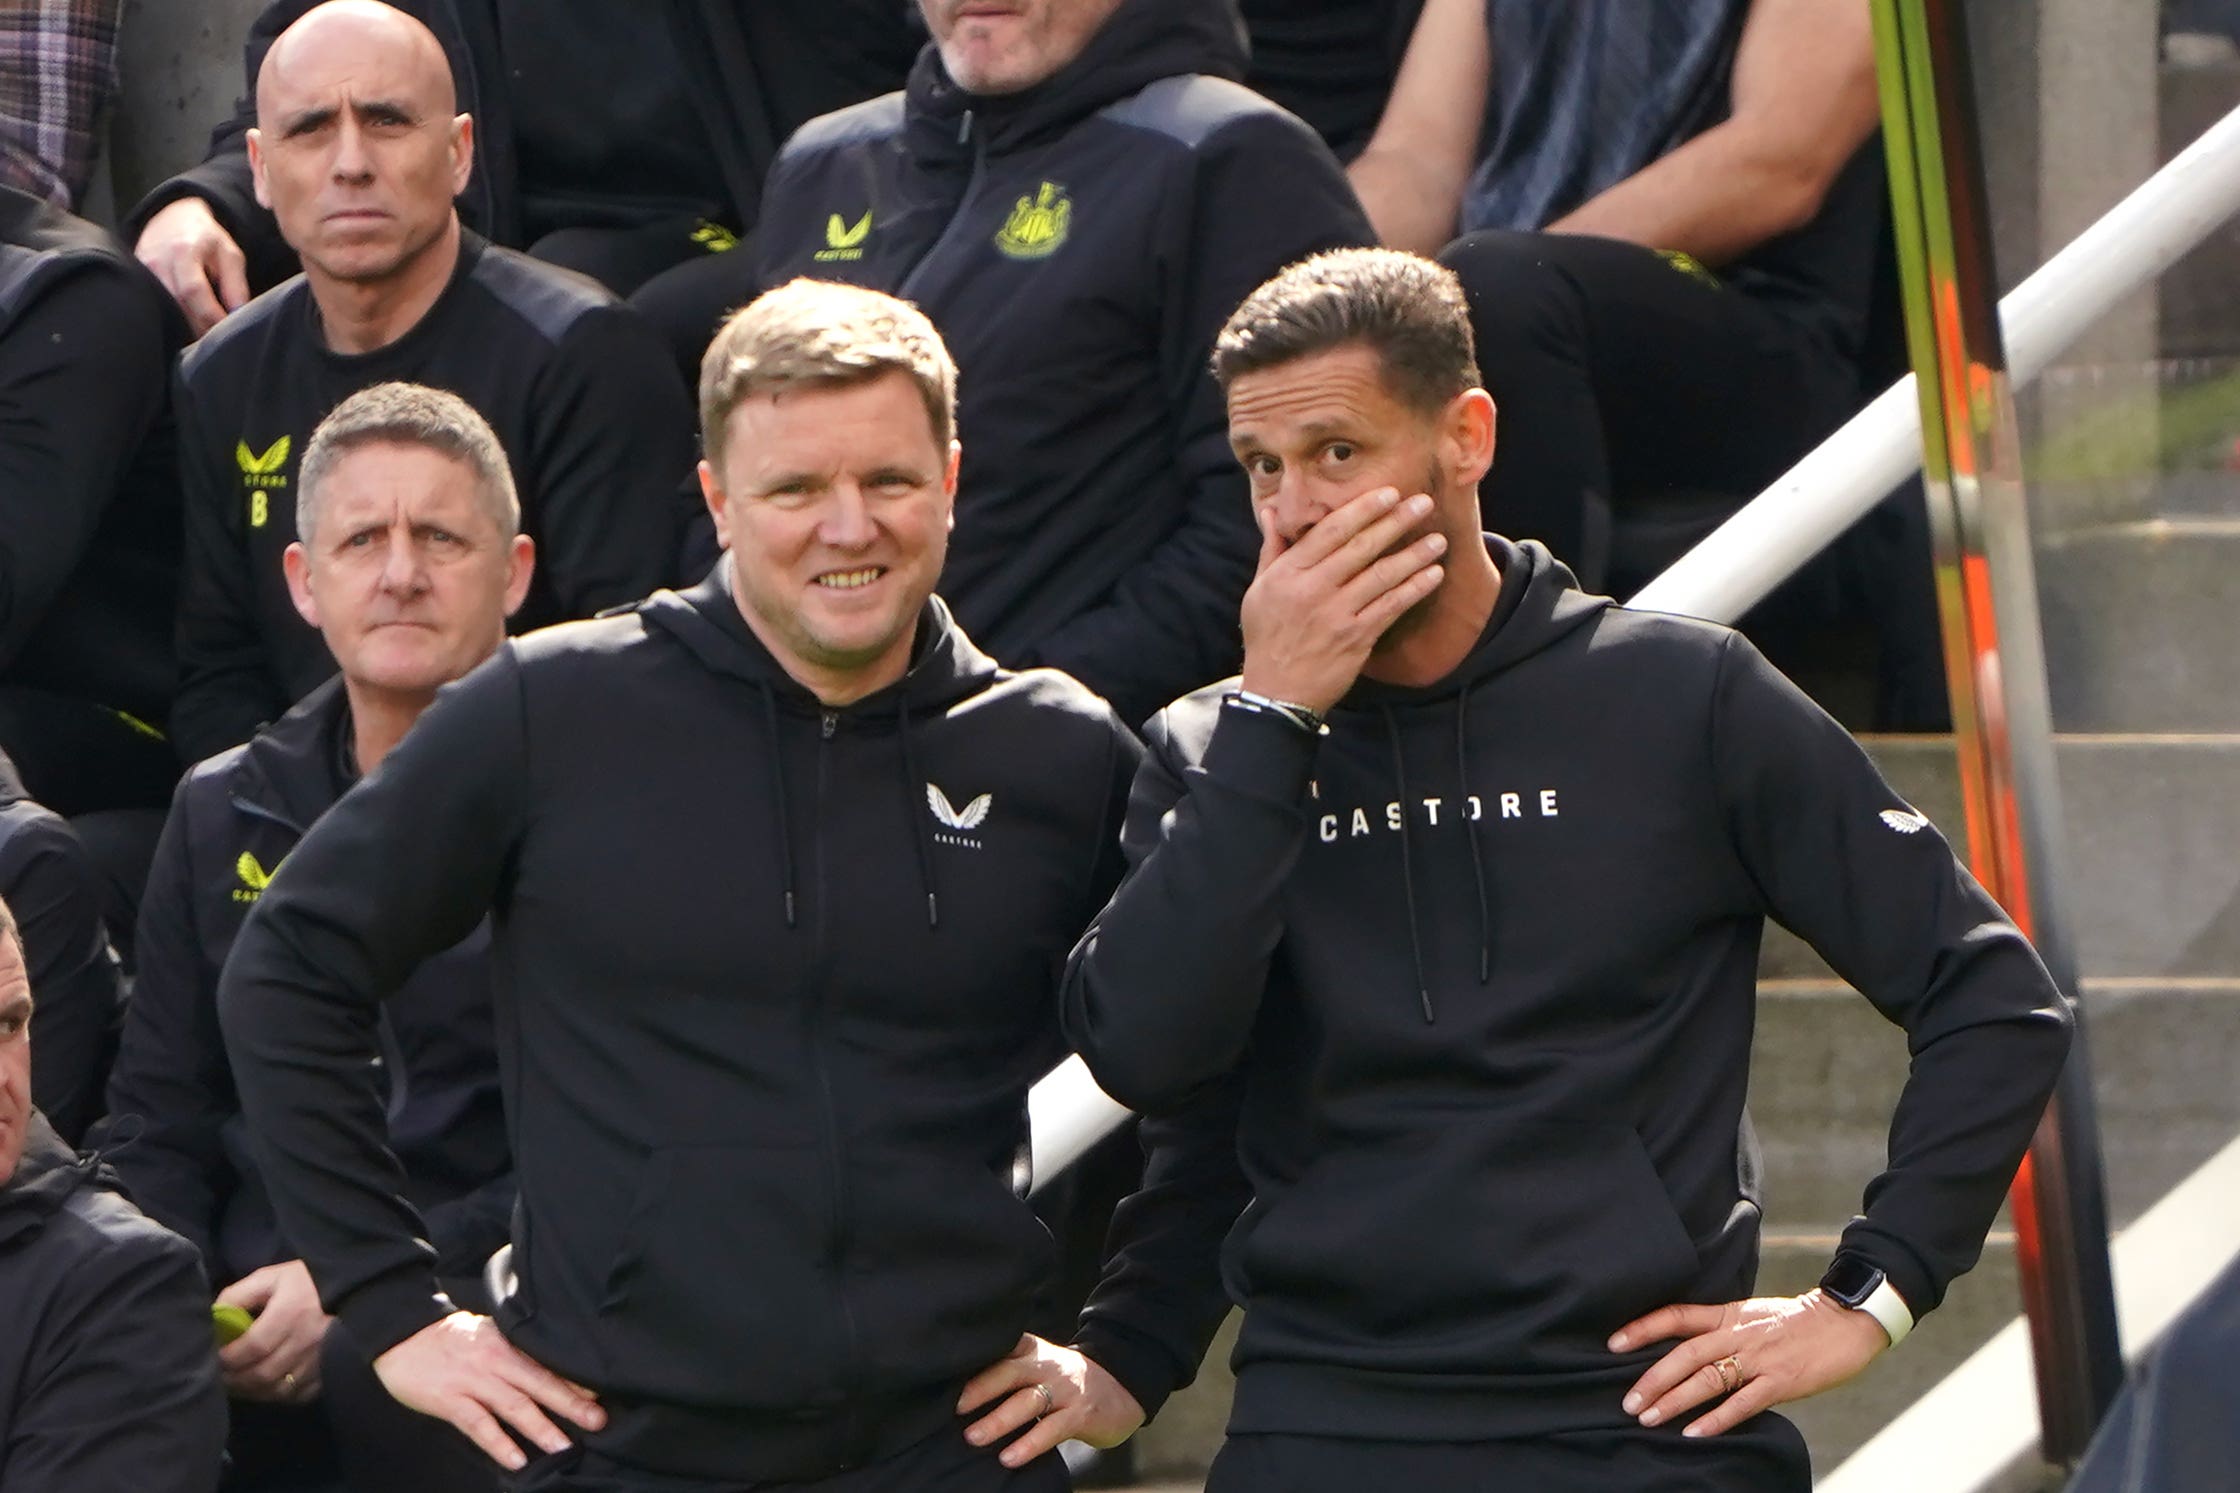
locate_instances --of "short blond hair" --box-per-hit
[297,382,520,543]
[698,279,957,461]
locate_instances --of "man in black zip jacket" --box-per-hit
[749,0,1374,729]
[0,894,227,1493]
[103,383,524,1491]
[0,186,185,825]
[1060,250,2076,1490]
[215,282,1168,1490]
[127,0,920,340]
[169,1,696,767]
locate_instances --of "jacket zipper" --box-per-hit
[899,110,988,297]
[808,707,867,1453]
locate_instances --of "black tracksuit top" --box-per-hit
[753,0,1375,726]
[216,569,1149,1481]
[170,232,696,763]
[1065,538,2075,1440]
[103,679,512,1289]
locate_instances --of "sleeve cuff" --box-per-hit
[332,1265,455,1363]
[1073,1319,1191,1423]
[1195,696,1321,809]
[1834,1226,1939,1323]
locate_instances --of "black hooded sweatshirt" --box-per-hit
[0,1116,226,1493]
[102,679,512,1289]
[752,0,1374,725]
[215,570,1150,1481]
[1062,537,2074,1439]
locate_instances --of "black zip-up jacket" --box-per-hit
[0,752,121,1147]
[171,230,695,764]
[216,569,1153,1481]
[0,1115,225,1493]
[102,678,512,1289]
[0,187,183,726]
[753,0,1373,725]
[125,0,921,292]
[1064,537,2075,1438]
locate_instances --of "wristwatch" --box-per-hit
[1819,1254,1914,1347]
[1224,687,1327,736]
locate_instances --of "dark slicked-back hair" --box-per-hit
[1213,248,1481,417]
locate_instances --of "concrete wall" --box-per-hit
[105,0,267,214]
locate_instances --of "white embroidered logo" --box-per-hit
[927,784,992,848]
[1880,808,1931,835]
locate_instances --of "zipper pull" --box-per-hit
[821,710,838,740]
[958,108,973,147]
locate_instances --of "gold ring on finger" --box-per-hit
[1715,1356,1741,1394]
[1031,1383,1054,1420]
[283,1372,298,1393]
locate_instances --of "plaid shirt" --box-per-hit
[0,0,121,210]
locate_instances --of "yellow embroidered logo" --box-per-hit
[994,182,1070,260]
[690,219,740,254]
[237,436,292,529]
[233,851,277,905]
[815,210,873,262]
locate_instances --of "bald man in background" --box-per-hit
[166,0,696,763]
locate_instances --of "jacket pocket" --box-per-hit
[1234,1120,1700,1372]
[593,1143,846,1408]
[846,1150,1054,1390]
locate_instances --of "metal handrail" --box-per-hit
[1630,96,2240,628]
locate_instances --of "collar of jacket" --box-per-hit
[0,1113,111,1249]
[902,0,1249,164]
[641,560,1004,720]
[225,677,356,836]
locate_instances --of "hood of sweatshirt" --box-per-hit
[1345,536,1609,711]
[904,0,1249,164]
[643,562,1003,716]
[641,564,1008,929]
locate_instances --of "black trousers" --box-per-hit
[1206,1417,1811,1493]
[1438,230,1863,591]
[509,1425,1072,1493]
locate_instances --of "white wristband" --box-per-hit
[1858,1279,1915,1347]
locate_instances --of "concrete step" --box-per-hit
[1122,1241,2031,1487]
[1760,734,2240,982]
[1749,977,2240,1231]
[2036,521,2240,732]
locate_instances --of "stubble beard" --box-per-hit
[1370,462,1461,655]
